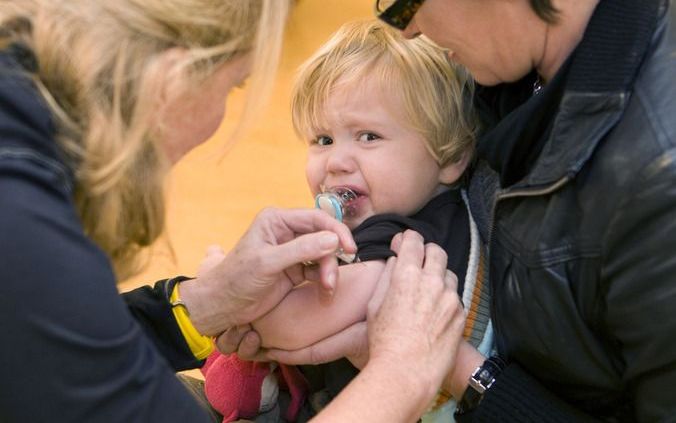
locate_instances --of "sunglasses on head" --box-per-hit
[375,0,426,30]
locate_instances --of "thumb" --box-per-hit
[263,231,340,272]
[205,244,225,256]
[197,245,226,277]
[389,232,404,254]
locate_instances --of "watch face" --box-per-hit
[478,368,494,386]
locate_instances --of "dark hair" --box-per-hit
[530,0,559,23]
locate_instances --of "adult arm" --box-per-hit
[122,278,202,369]
[121,206,357,363]
[597,149,676,422]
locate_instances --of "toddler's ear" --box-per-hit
[438,151,471,184]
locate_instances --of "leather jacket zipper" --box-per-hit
[487,174,571,248]
[485,174,571,352]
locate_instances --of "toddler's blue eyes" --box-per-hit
[312,133,379,145]
[359,133,379,142]
[315,135,333,146]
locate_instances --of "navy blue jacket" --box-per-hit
[0,51,210,421]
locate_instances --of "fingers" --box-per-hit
[263,230,339,275]
[214,324,257,354]
[422,241,448,277]
[364,233,465,398]
[388,230,450,295]
[247,207,357,294]
[262,230,344,292]
[272,208,357,253]
[266,208,357,289]
[315,252,339,292]
[390,231,404,254]
[236,331,266,360]
[266,322,368,366]
[342,322,369,369]
[392,230,426,270]
[444,269,459,295]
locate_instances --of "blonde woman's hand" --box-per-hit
[178,207,355,337]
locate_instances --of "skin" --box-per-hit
[304,77,462,228]
[402,0,599,84]
[249,76,466,351]
[159,52,251,164]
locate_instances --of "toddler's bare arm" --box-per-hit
[252,259,386,351]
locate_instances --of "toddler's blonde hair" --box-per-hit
[292,19,476,168]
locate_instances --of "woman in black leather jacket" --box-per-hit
[370,0,676,421]
[0,1,465,422]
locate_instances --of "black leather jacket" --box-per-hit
[467,0,676,421]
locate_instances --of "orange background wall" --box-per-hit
[120,1,372,291]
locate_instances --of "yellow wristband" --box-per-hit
[170,284,214,360]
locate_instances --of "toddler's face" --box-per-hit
[304,77,459,229]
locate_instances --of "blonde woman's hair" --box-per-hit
[0,0,290,279]
[291,19,476,168]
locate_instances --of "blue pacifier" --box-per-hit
[314,187,357,223]
[314,186,358,263]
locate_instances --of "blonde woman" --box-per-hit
[0,1,464,422]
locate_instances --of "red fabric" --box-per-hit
[201,351,310,422]
[201,351,270,422]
